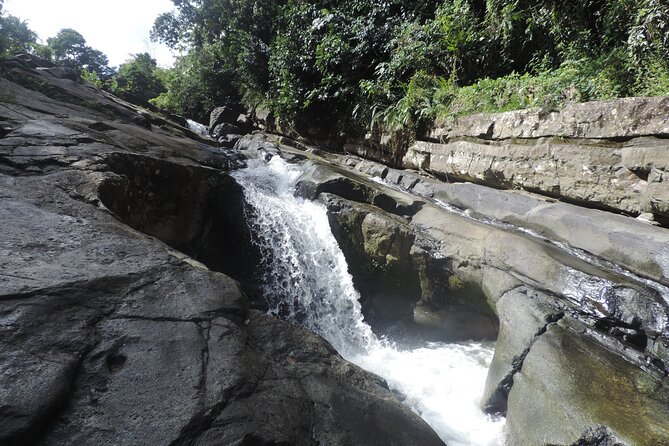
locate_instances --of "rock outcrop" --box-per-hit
[400,98,669,225]
[0,55,444,446]
[336,97,669,226]
[259,129,669,445]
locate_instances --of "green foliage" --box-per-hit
[152,0,285,115]
[635,58,669,96]
[111,53,166,106]
[47,28,113,79]
[0,14,37,58]
[150,43,239,123]
[151,0,669,131]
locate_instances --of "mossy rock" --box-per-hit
[507,317,669,445]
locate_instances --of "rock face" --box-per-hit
[400,98,669,225]
[272,131,669,446]
[209,105,249,146]
[0,55,445,446]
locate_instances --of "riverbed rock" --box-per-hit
[296,161,424,216]
[209,105,242,129]
[507,318,669,446]
[428,180,669,287]
[285,142,669,445]
[319,153,669,292]
[0,54,445,446]
[322,194,421,338]
[481,287,565,414]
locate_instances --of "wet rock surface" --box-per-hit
[278,134,669,446]
[0,55,445,446]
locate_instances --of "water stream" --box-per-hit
[186,119,210,138]
[232,156,505,445]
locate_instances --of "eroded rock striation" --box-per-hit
[252,122,669,445]
[0,55,444,446]
[403,99,669,225]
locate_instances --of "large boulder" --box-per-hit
[506,318,669,446]
[0,55,445,446]
[210,122,242,140]
[209,105,242,129]
[481,287,565,414]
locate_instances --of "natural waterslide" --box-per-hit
[232,156,505,445]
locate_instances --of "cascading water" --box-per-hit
[186,119,210,138]
[232,156,505,446]
[233,157,374,354]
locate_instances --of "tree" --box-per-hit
[152,0,286,110]
[47,28,112,78]
[112,53,166,106]
[150,44,240,122]
[151,0,669,127]
[0,14,37,58]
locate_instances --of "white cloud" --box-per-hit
[4,0,177,67]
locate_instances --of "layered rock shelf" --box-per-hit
[406,99,669,224]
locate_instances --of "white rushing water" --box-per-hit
[232,156,505,445]
[186,119,210,138]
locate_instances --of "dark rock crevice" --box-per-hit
[109,314,216,324]
[168,397,235,446]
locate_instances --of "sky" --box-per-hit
[3,0,177,67]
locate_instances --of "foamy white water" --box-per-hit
[186,119,210,137]
[233,157,375,354]
[232,156,506,445]
[353,342,505,446]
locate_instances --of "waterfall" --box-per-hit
[232,156,505,446]
[232,157,374,355]
[186,119,210,138]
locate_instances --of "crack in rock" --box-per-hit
[484,311,565,415]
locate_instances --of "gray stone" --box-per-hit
[481,287,563,414]
[390,177,669,288]
[295,161,423,216]
[210,122,242,139]
[0,54,445,446]
[209,105,241,129]
[391,99,669,220]
[427,97,669,141]
[42,66,79,81]
[506,318,669,446]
